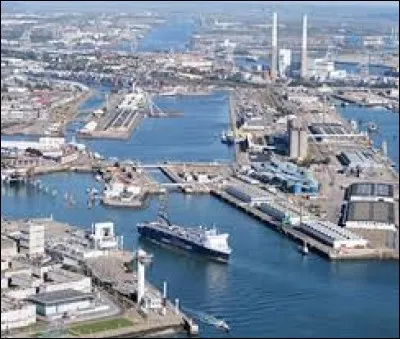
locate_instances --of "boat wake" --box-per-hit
[182,307,230,331]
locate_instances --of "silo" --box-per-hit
[298,128,309,160]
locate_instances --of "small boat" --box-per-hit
[221,130,234,145]
[368,122,378,132]
[350,119,358,131]
[95,174,102,182]
[216,320,230,332]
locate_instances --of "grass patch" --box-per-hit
[69,318,133,335]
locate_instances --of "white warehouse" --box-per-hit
[298,220,369,249]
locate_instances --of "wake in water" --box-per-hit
[182,307,230,332]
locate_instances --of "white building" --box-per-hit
[278,49,291,78]
[27,289,94,318]
[89,222,119,250]
[309,58,335,80]
[19,223,45,256]
[39,268,92,294]
[299,220,369,249]
[1,297,36,331]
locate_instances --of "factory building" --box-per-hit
[19,223,45,257]
[279,49,291,78]
[298,220,369,249]
[27,289,95,318]
[346,183,394,203]
[343,201,395,230]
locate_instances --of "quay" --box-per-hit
[210,189,399,260]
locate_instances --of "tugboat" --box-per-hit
[368,121,378,132]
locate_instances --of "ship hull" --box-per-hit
[137,225,230,263]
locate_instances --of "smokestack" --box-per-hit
[271,12,278,79]
[301,14,308,79]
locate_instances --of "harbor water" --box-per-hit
[82,91,235,163]
[337,104,399,170]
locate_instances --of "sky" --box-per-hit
[1,1,398,15]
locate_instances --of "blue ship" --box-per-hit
[137,198,232,263]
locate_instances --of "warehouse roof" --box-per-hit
[346,201,395,224]
[347,182,393,198]
[27,289,93,306]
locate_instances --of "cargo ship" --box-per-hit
[137,197,232,262]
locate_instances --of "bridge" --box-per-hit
[99,160,232,169]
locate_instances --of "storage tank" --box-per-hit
[293,182,302,195]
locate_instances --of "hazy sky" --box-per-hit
[3,1,400,7]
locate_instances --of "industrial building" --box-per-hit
[1,296,36,330]
[19,223,45,257]
[251,159,319,195]
[1,137,65,152]
[279,49,291,78]
[343,201,395,230]
[258,200,312,226]
[346,183,394,203]
[308,123,366,143]
[298,220,369,249]
[337,150,383,170]
[38,268,92,294]
[225,184,271,205]
[27,289,95,318]
[309,123,349,136]
[1,237,17,258]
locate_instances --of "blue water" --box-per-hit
[138,19,195,53]
[337,104,399,170]
[82,92,234,163]
[1,173,399,338]
[79,87,110,112]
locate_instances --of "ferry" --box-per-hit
[137,197,232,262]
